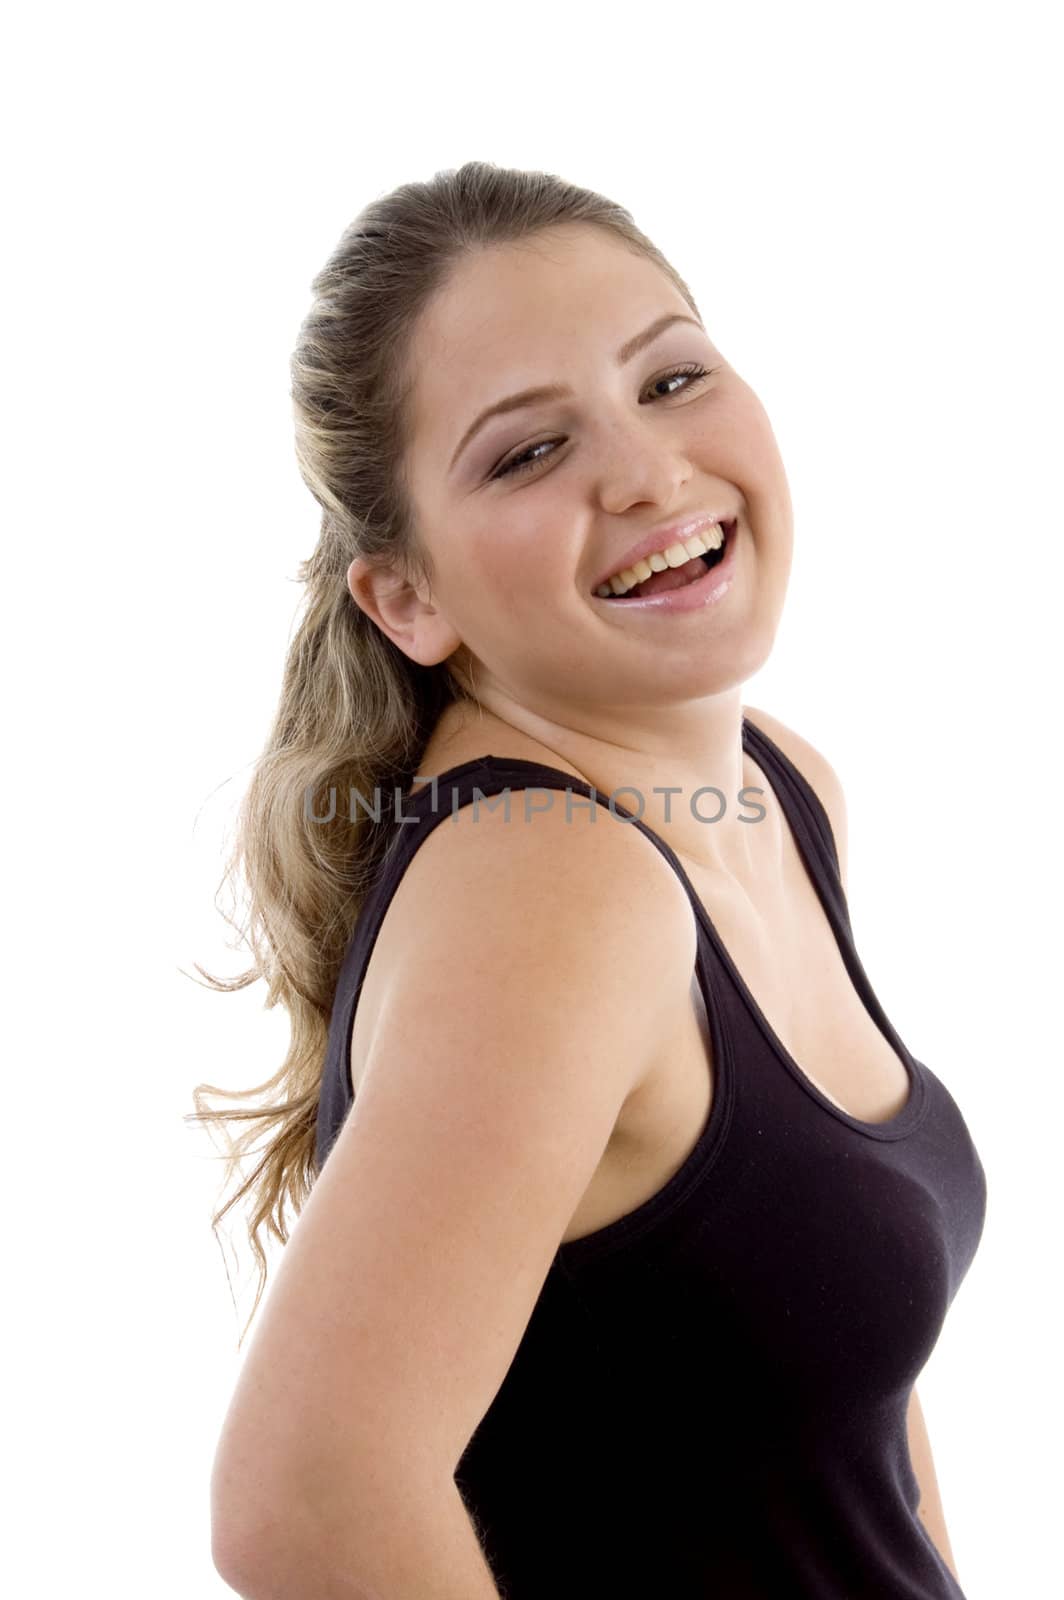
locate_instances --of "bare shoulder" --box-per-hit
[352,767,700,1095]
[743,703,849,889]
[388,762,700,939]
[357,790,697,1119]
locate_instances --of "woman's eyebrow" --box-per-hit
[447,311,705,475]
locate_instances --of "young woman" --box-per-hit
[197,161,987,1599]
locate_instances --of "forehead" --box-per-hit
[406,226,692,463]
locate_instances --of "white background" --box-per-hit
[3,3,1060,1595]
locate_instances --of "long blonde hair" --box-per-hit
[185,159,702,1343]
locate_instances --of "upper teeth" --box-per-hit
[594,521,726,597]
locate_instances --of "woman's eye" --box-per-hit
[489,362,715,481]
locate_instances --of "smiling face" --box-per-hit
[348,223,794,732]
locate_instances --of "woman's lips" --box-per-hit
[591,518,739,614]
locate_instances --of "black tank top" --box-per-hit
[314,716,987,1598]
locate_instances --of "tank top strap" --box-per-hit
[367,755,633,898]
[740,715,852,932]
[429,754,690,876]
[395,753,724,962]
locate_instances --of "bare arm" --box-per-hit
[213,1461,502,1598]
[907,1385,961,1584]
[210,794,696,1598]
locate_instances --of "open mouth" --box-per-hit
[595,518,735,601]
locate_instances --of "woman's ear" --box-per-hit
[346,555,463,668]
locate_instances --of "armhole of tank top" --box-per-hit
[743,716,844,887]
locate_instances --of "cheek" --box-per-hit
[460,535,522,597]
[466,511,565,598]
[434,532,543,642]
[699,391,759,459]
